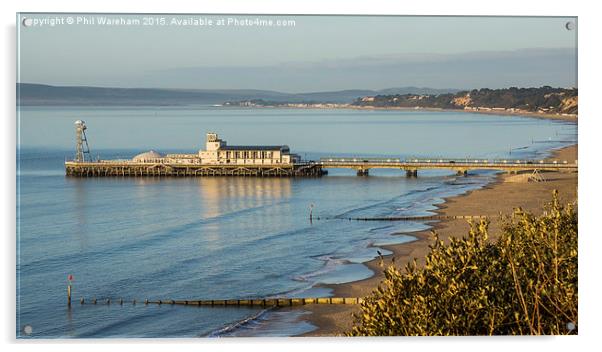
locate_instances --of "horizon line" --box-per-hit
[16,82,578,95]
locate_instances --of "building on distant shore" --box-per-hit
[132,132,299,165]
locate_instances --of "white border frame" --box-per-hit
[3,1,599,351]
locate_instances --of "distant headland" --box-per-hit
[225,86,578,119]
[16,83,458,107]
[17,83,577,120]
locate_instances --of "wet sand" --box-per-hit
[297,144,578,337]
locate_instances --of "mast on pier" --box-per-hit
[74,120,91,162]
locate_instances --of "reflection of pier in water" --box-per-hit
[67,178,91,251]
[195,178,293,250]
[196,177,292,218]
[68,176,293,254]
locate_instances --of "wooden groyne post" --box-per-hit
[67,274,73,307]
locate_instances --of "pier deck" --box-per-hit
[65,157,577,177]
[64,161,325,177]
[319,157,577,176]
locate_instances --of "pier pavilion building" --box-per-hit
[197,133,299,165]
[131,132,299,165]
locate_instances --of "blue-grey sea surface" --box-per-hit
[16,107,577,337]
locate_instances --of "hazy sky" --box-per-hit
[17,14,577,92]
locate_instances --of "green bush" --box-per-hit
[349,191,577,336]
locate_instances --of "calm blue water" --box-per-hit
[16,107,577,338]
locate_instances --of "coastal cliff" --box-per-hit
[352,86,578,115]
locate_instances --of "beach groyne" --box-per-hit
[73,297,363,307]
[322,214,488,221]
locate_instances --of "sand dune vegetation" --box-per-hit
[349,191,578,336]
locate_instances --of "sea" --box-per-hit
[16,106,577,338]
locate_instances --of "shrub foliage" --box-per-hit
[349,192,577,336]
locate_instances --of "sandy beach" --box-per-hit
[297,144,578,337]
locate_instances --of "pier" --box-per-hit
[64,160,325,177]
[65,157,577,178]
[64,122,578,178]
[318,157,578,177]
